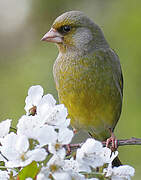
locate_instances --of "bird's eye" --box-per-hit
[62,25,71,32]
[58,25,71,34]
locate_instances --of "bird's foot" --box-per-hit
[73,128,77,134]
[106,132,118,151]
[66,144,71,155]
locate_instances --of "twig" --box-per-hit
[116,137,141,146]
[63,137,141,151]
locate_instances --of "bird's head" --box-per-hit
[41,11,108,54]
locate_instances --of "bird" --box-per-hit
[41,11,123,166]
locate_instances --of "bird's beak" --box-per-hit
[41,28,63,43]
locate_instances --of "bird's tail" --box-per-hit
[112,156,122,167]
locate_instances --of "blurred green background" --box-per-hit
[0,0,141,179]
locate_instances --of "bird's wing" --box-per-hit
[88,48,123,134]
[93,48,123,97]
[109,48,123,97]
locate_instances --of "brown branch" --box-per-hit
[63,137,141,151]
[103,137,141,147]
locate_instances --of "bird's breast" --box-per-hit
[53,52,122,139]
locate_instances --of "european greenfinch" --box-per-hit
[41,11,123,165]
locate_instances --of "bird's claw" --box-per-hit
[73,128,77,134]
[106,133,118,151]
[66,144,71,155]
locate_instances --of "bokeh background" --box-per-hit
[0,0,141,179]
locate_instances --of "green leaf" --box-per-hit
[18,161,40,180]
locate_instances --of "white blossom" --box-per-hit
[48,143,66,158]
[37,155,65,180]
[104,164,135,180]
[37,155,86,180]
[17,116,59,147]
[35,125,58,147]
[0,170,9,180]
[0,133,47,168]
[25,85,44,114]
[53,171,86,180]
[0,85,135,180]
[37,173,50,180]
[70,172,86,180]
[76,138,104,171]
[37,103,70,128]
[57,128,73,145]
[0,119,11,139]
[52,172,72,180]
[63,158,79,172]
[17,115,41,138]
[101,147,118,164]
[111,165,135,180]
[47,154,65,168]
[48,127,73,158]
[24,85,70,128]
[36,167,50,180]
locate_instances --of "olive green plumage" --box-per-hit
[43,11,123,141]
[53,48,123,140]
